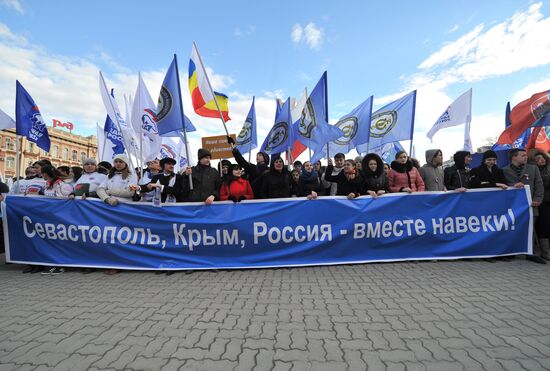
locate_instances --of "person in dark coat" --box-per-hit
[469,150,508,190]
[290,169,301,197]
[229,137,270,198]
[503,148,545,264]
[533,152,550,260]
[184,149,221,204]
[324,158,364,199]
[140,157,186,203]
[444,150,472,191]
[219,164,254,202]
[260,155,291,199]
[361,153,390,197]
[218,159,232,182]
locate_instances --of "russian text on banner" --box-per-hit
[2,188,532,270]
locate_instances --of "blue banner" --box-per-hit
[2,188,532,270]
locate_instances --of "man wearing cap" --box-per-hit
[72,158,107,198]
[184,148,221,204]
[503,148,545,264]
[139,159,161,202]
[140,157,186,203]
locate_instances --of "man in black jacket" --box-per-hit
[140,157,186,203]
[184,149,221,204]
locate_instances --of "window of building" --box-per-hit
[6,156,15,168]
[26,142,34,152]
[72,150,78,161]
[52,145,59,158]
[5,137,12,150]
[62,148,68,161]
[81,152,86,162]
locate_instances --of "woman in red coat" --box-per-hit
[220,164,254,201]
[388,151,426,193]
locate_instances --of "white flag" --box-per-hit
[132,74,162,162]
[98,72,139,167]
[160,134,193,173]
[0,107,15,130]
[427,89,472,140]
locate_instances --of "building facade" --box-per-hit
[0,127,97,179]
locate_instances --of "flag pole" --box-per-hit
[137,73,144,174]
[193,42,231,140]
[14,135,21,194]
[173,54,193,190]
[324,72,330,162]
[99,122,107,161]
[98,71,137,173]
[409,90,417,156]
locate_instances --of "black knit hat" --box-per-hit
[159,157,176,169]
[197,148,212,160]
[482,150,498,161]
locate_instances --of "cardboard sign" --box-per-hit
[201,134,236,159]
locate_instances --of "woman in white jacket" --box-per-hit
[96,154,139,205]
[73,158,107,198]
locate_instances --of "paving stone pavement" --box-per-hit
[1,256,550,370]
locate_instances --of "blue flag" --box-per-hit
[15,81,51,152]
[157,56,196,137]
[294,72,344,162]
[327,96,373,157]
[261,97,292,155]
[358,90,416,153]
[368,141,405,163]
[236,97,257,154]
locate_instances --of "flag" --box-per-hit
[160,134,193,172]
[497,89,550,144]
[15,81,50,152]
[157,56,196,137]
[493,102,530,150]
[99,106,126,161]
[369,141,405,163]
[235,97,257,154]
[426,89,472,140]
[260,97,292,155]
[327,96,373,156]
[98,72,140,165]
[290,89,308,160]
[358,90,416,152]
[526,126,550,153]
[132,74,163,162]
[0,107,15,130]
[293,72,344,163]
[188,43,230,121]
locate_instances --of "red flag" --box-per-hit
[497,90,550,144]
[290,140,307,160]
[526,127,550,153]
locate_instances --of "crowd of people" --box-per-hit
[0,136,549,273]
